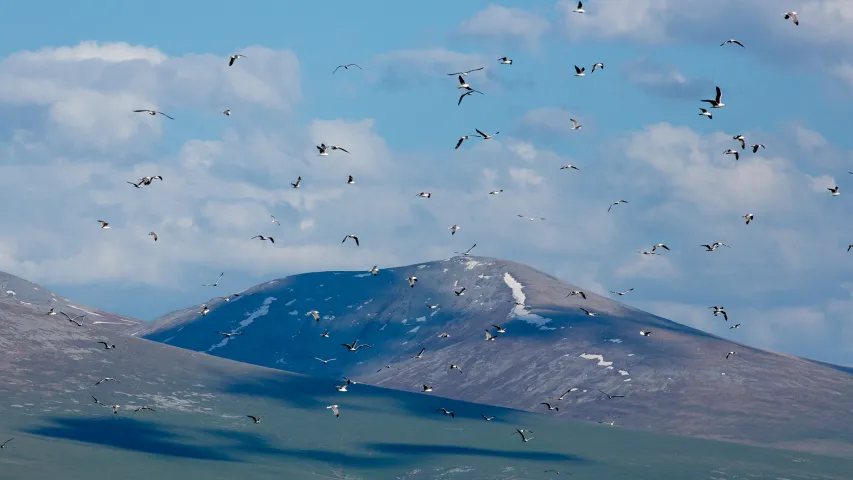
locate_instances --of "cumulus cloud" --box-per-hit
[456,5,550,48]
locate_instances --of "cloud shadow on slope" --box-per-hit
[366,443,583,463]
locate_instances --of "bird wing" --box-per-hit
[417,347,425,356]
[574,65,581,73]
[455,137,464,149]
[468,67,484,73]
[333,65,343,74]
[458,92,469,106]
[353,236,359,246]
[715,86,722,102]
[466,244,476,253]
[97,341,108,347]
[475,128,487,137]
[156,112,174,119]
[580,308,590,314]
[349,64,362,69]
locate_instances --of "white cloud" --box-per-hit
[621,58,709,100]
[508,168,544,186]
[518,107,579,136]
[457,5,550,47]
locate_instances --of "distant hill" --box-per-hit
[140,256,853,457]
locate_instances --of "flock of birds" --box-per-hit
[0,5,821,476]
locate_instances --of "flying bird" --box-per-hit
[222,109,231,116]
[599,415,621,426]
[46,308,56,316]
[91,395,106,406]
[217,331,242,338]
[370,266,379,276]
[455,244,477,256]
[133,109,174,119]
[574,65,586,77]
[317,144,329,156]
[307,310,321,322]
[598,389,625,399]
[335,383,348,392]
[733,134,746,150]
[454,287,466,296]
[341,340,372,351]
[720,39,745,47]
[570,118,582,130]
[407,276,418,287]
[752,143,765,153]
[97,220,110,229]
[572,1,585,13]
[0,438,13,449]
[416,192,432,198]
[608,200,628,212]
[438,332,450,338]
[489,189,504,195]
[640,330,651,336]
[228,54,246,66]
[829,186,840,196]
[449,364,463,373]
[333,63,362,73]
[111,405,120,415]
[426,303,439,309]
[517,215,545,221]
[458,89,483,106]
[567,290,586,300]
[481,415,495,421]
[475,128,499,140]
[134,406,156,412]
[652,243,670,252]
[251,235,275,243]
[342,234,360,246]
[447,67,484,76]
[436,408,455,418]
[200,305,210,316]
[560,165,579,170]
[347,175,355,184]
[330,145,350,154]
[723,149,740,161]
[220,293,241,303]
[512,429,534,442]
[783,11,799,25]
[730,324,741,329]
[97,341,116,350]
[701,242,730,252]
[320,330,330,338]
[699,108,713,119]
[610,288,634,296]
[493,325,506,334]
[95,377,119,385]
[540,402,559,411]
[291,176,302,188]
[702,86,726,108]
[246,415,262,424]
[327,405,340,417]
[592,62,604,72]
[423,385,434,393]
[455,135,472,149]
[743,213,754,225]
[557,387,580,400]
[579,307,597,317]
[60,311,86,326]
[315,357,336,364]
[497,56,513,65]
[148,231,158,242]
[485,329,498,341]
[726,351,738,359]
[136,175,163,186]
[449,224,461,235]
[203,272,224,287]
[710,306,729,321]
[414,347,426,359]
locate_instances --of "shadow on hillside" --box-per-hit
[365,443,584,463]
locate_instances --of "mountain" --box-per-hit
[141,256,853,457]
[6,271,851,479]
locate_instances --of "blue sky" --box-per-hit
[1,1,853,365]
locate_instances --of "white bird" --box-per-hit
[570,118,582,130]
[455,135,472,149]
[579,307,597,317]
[475,128,499,140]
[342,234,360,247]
[315,357,336,364]
[291,176,302,188]
[455,244,477,256]
[720,39,745,48]
[730,324,741,329]
[203,272,224,287]
[229,54,246,66]
[572,1,585,13]
[414,347,426,359]
[97,220,110,229]
[493,324,506,334]
[557,387,580,400]
[752,143,765,153]
[560,165,579,170]
[640,330,651,336]
[485,329,498,341]
[333,63,362,73]
[567,290,586,299]
[829,186,840,196]
[220,293,241,303]
[592,62,604,72]
[608,200,628,212]
[498,57,513,65]
[726,351,738,359]
[0,438,13,449]
[489,189,504,195]
[610,288,634,296]
[639,250,658,256]
[699,108,713,119]
[370,266,379,276]
[517,215,545,221]
[321,330,330,338]
[709,306,729,321]
[148,231,158,242]
[454,287,466,296]
[426,303,439,309]
[246,415,262,424]
[743,213,754,225]
[733,135,746,150]
[449,364,463,373]
[111,405,120,415]
[598,389,625,399]
[541,402,559,411]
[458,89,483,106]
[438,332,450,338]
[652,243,670,252]
[222,109,232,116]
[95,377,120,385]
[200,305,210,316]
[481,415,495,421]
[416,192,432,198]
[217,331,241,337]
[436,408,455,418]
[456,75,474,90]
[701,86,726,108]
[407,276,418,288]
[341,339,372,351]
[133,109,174,119]
[327,405,340,417]
[317,144,330,156]
[701,242,730,252]
[270,215,280,225]
[783,11,799,26]
[574,65,586,77]
[599,415,621,426]
[449,225,461,235]
[723,149,740,161]
[347,175,355,184]
[97,341,116,350]
[423,385,434,393]
[447,67,484,76]
[61,311,86,326]
[46,308,56,316]
[307,310,321,322]
[251,235,275,243]
[335,384,348,392]
[512,429,534,442]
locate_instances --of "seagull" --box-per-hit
[720,39,745,48]
[0,438,13,449]
[723,149,740,161]
[327,405,340,417]
[317,144,329,156]
[246,415,262,424]
[307,310,321,322]
[335,383,348,392]
[136,175,163,186]
[333,63,362,74]
[414,348,426,359]
[251,235,275,243]
[97,220,110,229]
[438,332,450,338]
[512,429,534,442]
[652,243,670,252]
[222,109,231,116]
[573,1,585,13]
[829,186,840,196]
[783,11,799,26]
[315,357,336,364]
[200,305,210,316]
[557,387,580,400]
[133,109,174,119]
[570,119,582,130]
[541,402,559,411]
[455,244,477,256]
[481,415,495,421]
[436,408,455,418]
[341,340,372,351]
[701,242,730,252]
[127,181,142,188]
[493,325,506,334]
[423,385,434,393]
[455,135,472,149]
[270,215,280,225]
[560,165,579,170]
[610,288,634,296]
[752,143,766,153]
[60,311,86,326]
[217,331,242,338]
[449,364,463,373]
[639,250,658,256]
[599,415,621,426]
[447,67,484,76]
[702,86,726,108]
[449,225,461,235]
[426,303,439,309]
[598,389,625,399]
[579,307,597,317]
[485,329,498,341]
[220,293,241,303]
[111,405,120,415]
[342,377,360,386]
[95,377,120,385]
[416,192,432,198]
[370,266,379,276]
[134,406,156,412]
[97,341,116,350]
[147,231,158,242]
[699,108,713,119]
[320,330,330,338]
[228,54,246,66]
[46,308,56,316]
[91,395,106,406]
[291,176,302,188]
[640,330,651,336]
[730,324,741,329]
[347,175,355,184]
[407,276,418,288]
[567,290,586,300]
[497,57,513,65]
[726,351,738,359]
[733,135,746,150]
[574,65,585,77]
[848,244,853,252]
[608,200,628,212]
[475,128,499,140]
[454,287,466,296]
[330,145,350,154]
[458,89,483,106]
[203,273,224,287]
[342,234,360,247]
[517,215,546,221]
[743,213,754,225]
[709,306,729,321]
[592,62,604,72]
[489,189,504,195]
[457,75,474,90]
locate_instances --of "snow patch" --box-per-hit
[477,274,491,279]
[462,259,483,270]
[64,304,104,317]
[288,310,298,316]
[285,299,297,306]
[504,272,552,328]
[324,296,332,301]
[353,273,371,278]
[580,353,613,367]
[208,297,276,352]
[417,264,428,269]
[618,369,629,376]
[415,316,427,322]
[408,326,421,333]
[401,319,408,325]
[606,338,623,344]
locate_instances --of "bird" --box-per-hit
[133,109,174,119]
[720,39,745,47]
[270,215,281,226]
[485,329,498,341]
[493,325,506,334]
[346,175,355,184]
[454,287,466,296]
[567,290,586,300]
[407,276,418,288]
[414,347,426,359]
[416,192,432,198]
[497,57,513,65]
[307,310,321,322]
[449,225,461,235]
[455,244,477,256]
[783,11,799,26]
[733,135,746,150]
[475,128,499,140]
[599,415,621,426]
[447,67,484,76]
[592,62,604,72]
[97,220,110,229]
[517,215,545,221]
[455,135,472,149]
[481,415,495,421]
[335,383,348,392]
[111,405,120,415]
[222,109,231,116]
[652,243,670,252]
[220,293,241,303]
[449,364,463,373]
[829,186,840,196]
[330,145,350,154]
[95,377,119,385]
[701,242,730,252]
[574,65,585,77]
[639,250,658,256]
[560,165,579,170]
[752,143,766,153]
[438,332,450,338]
[640,330,651,336]
[228,54,246,66]
[541,402,559,411]
[702,86,726,108]
[333,63,362,73]
[246,415,262,424]
[320,330,330,338]
[46,308,56,316]
[426,303,439,309]
[342,377,360,386]
[327,405,340,417]
[436,408,455,418]
[370,266,379,276]
[136,175,163,186]
[423,385,434,393]
[848,244,853,252]
[730,324,741,329]
[489,190,504,195]
[0,438,13,449]
[317,144,329,156]
[710,306,729,321]
[456,74,474,90]
[512,429,534,442]
[134,406,156,412]
[608,200,628,212]
[251,235,275,243]
[200,305,210,316]
[726,351,738,359]
[314,357,337,366]
[97,341,116,350]
[60,311,85,326]
[342,234,360,246]
[598,389,625,399]
[91,395,106,406]
[458,89,483,106]
[557,387,580,400]
[610,288,634,296]
[572,1,585,13]
[146,231,158,242]
[570,118,582,130]
[291,176,302,188]
[699,108,713,119]
[126,181,142,188]
[723,149,740,161]
[579,307,597,317]
[341,340,372,351]
[743,213,754,225]
[217,331,242,338]
[203,273,224,287]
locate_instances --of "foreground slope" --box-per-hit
[5,280,851,479]
[142,256,853,456]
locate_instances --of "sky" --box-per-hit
[1,1,853,364]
